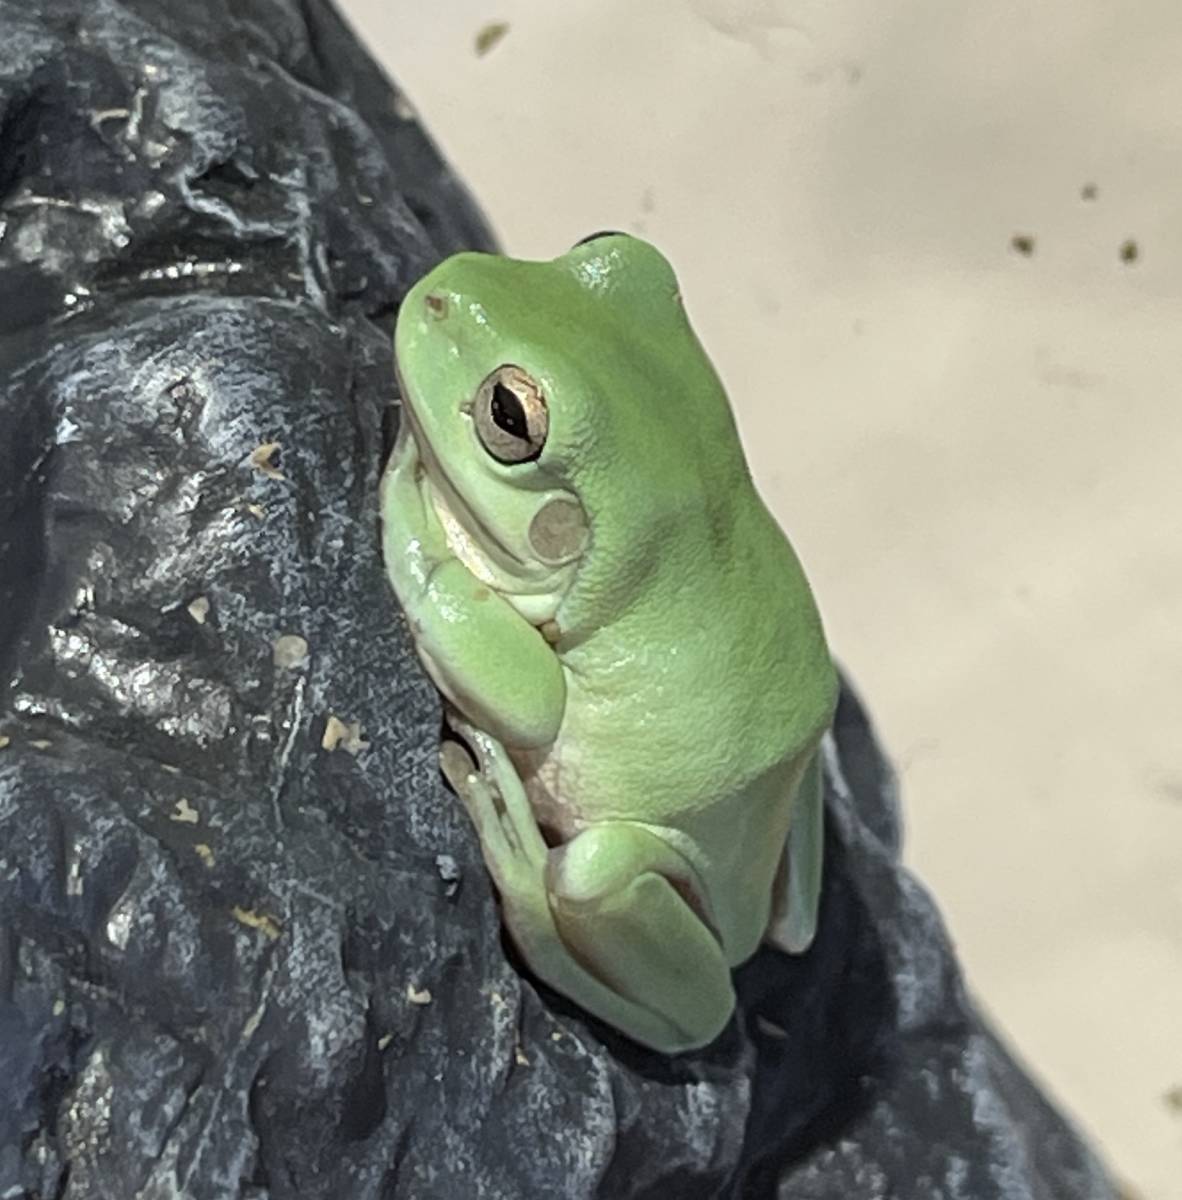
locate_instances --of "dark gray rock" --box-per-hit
[734,688,1119,1198]
[0,2,1119,1198]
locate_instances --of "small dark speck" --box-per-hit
[1164,1084,1182,1114]
[475,21,510,57]
[1148,771,1182,804]
[1119,238,1139,264]
[1080,182,1098,201]
[1010,234,1035,257]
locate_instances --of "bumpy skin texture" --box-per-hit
[381,235,838,1052]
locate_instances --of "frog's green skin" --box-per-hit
[380,234,837,1054]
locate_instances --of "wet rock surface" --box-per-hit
[0,2,1118,1197]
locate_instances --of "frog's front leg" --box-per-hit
[444,724,735,1054]
[380,426,565,747]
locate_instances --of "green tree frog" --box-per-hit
[380,233,837,1054]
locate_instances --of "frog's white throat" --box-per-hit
[399,404,579,628]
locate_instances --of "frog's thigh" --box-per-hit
[447,740,733,1053]
[381,444,563,745]
[545,824,736,1050]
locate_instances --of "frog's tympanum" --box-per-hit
[380,233,837,1053]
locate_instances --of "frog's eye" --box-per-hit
[473,365,548,464]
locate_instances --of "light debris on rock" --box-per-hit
[171,797,199,824]
[249,441,284,479]
[322,714,369,755]
[273,634,309,669]
[231,905,282,940]
[435,852,461,896]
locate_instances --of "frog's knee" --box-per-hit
[545,823,695,903]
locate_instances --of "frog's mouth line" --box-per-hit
[396,379,582,620]
[397,390,532,585]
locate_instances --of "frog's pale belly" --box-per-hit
[511,731,592,843]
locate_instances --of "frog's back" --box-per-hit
[563,461,834,768]
[499,234,837,953]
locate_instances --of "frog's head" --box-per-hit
[393,233,752,626]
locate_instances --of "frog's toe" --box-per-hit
[440,727,549,898]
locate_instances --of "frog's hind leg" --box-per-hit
[543,822,736,1049]
[443,725,734,1054]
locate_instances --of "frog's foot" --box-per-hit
[441,725,735,1055]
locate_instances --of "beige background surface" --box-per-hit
[338,3,1182,1195]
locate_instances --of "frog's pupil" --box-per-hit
[491,383,528,439]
